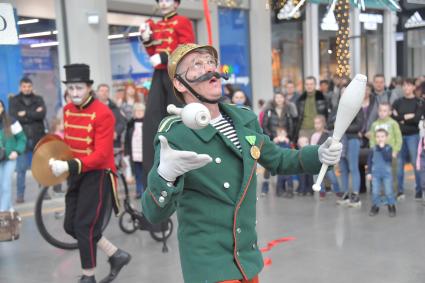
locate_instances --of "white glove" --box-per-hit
[49,158,69,177]
[318,137,343,166]
[157,136,212,182]
[149,54,162,67]
[139,23,152,42]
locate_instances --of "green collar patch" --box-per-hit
[245,135,256,146]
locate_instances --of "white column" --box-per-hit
[303,2,319,82]
[383,10,397,83]
[56,0,112,87]
[350,7,361,77]
[249,0,273,112]
[55,0,67,97]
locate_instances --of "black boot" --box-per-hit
[79,275,96,283]
[388,205,396,217]
[99,249,131,283]
[369,205,379,216]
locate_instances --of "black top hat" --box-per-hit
[62,64,94,84]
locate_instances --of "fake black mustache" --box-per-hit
[185,71,229,83]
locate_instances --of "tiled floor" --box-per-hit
[1,173,425,283]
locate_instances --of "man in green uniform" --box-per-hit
[142,44,343,283]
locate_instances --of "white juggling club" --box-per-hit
[312,74,367,192]
[167,103,211,130]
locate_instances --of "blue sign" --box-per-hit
[218,8,252,101]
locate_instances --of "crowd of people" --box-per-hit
[0,74,424,219]
[254,74,425,217]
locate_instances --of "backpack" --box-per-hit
[0,211,21,241]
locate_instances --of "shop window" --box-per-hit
[109,24,154,103]
[406,28,425,77]
[358,11,384,79]
[271,21,304,93]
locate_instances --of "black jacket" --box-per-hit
[262,104,298,141]
[296,90,329,136]
[107,99,127,148]
[392,97,424,135]
[9,92,46,151]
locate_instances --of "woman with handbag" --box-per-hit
[0,100,26,212]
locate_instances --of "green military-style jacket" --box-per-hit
[142,103,322,283]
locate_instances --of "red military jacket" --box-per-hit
[64,95,120,212]
[143,11,195,70]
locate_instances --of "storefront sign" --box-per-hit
[0,3,18,45]
[359,13,383,24]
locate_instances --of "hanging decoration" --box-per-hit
[277,0,304,20]
[352,0,365,10]
[202,0,213,45]
[335,0,350,78]
[268,0,287,10]
[269,0,306,18]
[321,0,338,31]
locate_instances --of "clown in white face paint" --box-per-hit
[157,0,178,15]
[66,83,91,106]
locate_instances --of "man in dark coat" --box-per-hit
[296,76,329,140]
[9,77,46,203]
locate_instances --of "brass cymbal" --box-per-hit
[33,134,62,152]
[32,135,73,186]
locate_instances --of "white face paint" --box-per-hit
[66,83,90,106]
[158,0,176,15]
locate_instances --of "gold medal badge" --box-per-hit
[245,136,260,160]
[250,145,261,160]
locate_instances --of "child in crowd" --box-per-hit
[231,89,251,108]
[124,103,145,199]
[310,115,342,200]
[368,102,402,199]
[296,135,314,196]
[274,127,294,198]
[50,117,64,139]
[367,128,396,217]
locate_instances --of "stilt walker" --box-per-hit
[140,0,195,184]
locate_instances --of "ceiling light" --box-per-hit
[17,19,39,25]
[30,41,59,48]
[19,31,53,38]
